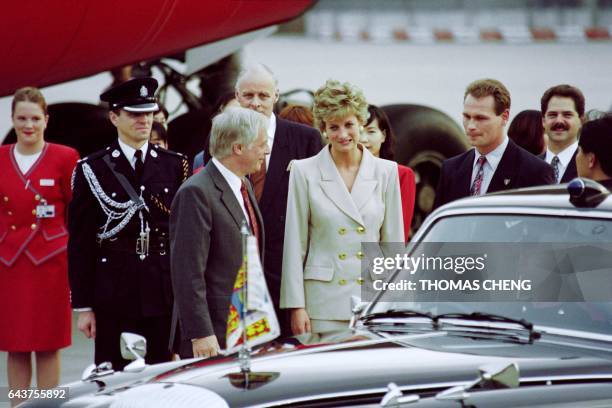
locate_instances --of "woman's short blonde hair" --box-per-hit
[312,80,369,133]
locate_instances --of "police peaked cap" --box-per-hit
[100,77,159,112]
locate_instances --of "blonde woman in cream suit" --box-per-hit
[280,80,404,335]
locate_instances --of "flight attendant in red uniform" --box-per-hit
[0,87,79,405]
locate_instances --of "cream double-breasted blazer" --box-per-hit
[280,145,404,321]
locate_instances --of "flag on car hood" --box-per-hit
[225,235,280,353]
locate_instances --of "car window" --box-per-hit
[420,214,612,243]
[370,214,612,336]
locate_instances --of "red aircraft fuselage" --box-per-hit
[0,0,314,96]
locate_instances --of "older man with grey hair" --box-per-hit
[169,107,269,358]
[235,64,322,336]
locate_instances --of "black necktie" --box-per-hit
[134,149,144,181]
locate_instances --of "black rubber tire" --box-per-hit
[382,104,469,234]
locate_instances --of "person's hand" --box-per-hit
[291,308,311,335]
[192,335,220,358]
[77,311,96,339]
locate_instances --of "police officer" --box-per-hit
[68,77,189,370]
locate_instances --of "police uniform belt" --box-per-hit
[100,235,169,255]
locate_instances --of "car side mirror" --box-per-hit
[436,362,519,401]
[120,332,147,373]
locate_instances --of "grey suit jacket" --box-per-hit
[169,160,264,352]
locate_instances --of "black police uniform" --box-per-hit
[67,78,190,370]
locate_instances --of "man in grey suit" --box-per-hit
[170,107,269,358]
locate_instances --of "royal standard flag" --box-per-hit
[225,235,280,353]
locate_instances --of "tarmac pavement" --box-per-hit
[0,313,93,407]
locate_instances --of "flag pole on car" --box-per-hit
[225,221,281,372]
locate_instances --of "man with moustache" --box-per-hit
[575,115,612,189]
[170,107,269,358]
[235,64,322,335]
[540,84,585,183]
[434,79,555,209]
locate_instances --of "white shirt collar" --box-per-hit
[267,113,276,143]
[264,114,276,168]
[211,157,250,222]
[117,138,148,169]
[211,157,243,195]
[473,136,509,173]
[545,140,578,167]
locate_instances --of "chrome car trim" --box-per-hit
[535,325,612,343]
[521,374,612,384]
[252,373,612,408]
[250,381,463,408]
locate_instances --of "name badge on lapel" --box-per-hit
[36,199,55,218]
[40,178,55,187]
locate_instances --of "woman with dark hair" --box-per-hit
[153,102,169,129]
[150,121,169,149]
[361,104,415,241]
[508,110,546,156]
[0,87,79,405]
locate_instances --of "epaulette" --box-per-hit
[77,146,111,164]
[152,144,187,160]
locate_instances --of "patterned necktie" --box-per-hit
[134,149,144,181]
[470,155,487,196]
[240,181,261,251]
[551,155,560,183]
[250,159,266,203]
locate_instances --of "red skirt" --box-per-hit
[0,254,71,351]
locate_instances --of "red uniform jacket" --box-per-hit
[0,143,79,267]
[398,164,416,242]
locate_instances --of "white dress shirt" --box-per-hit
[265,114,276,169]
[544,141,578,183]
[14,147,42,174]
[470,136,509,195]
[211,157,250,223]
[118,138,148,170]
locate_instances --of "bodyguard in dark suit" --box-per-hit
[170,107,269,358]
[68,78,189,370]
[235,64,323,335]
[434,79,554,209]
[539,84,585,183]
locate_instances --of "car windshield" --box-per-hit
[369,214,612,337]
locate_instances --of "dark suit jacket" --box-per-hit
[538,150,578,183]
[258,118,322,307]
[434,139,555,209]
[169,160,264,353]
